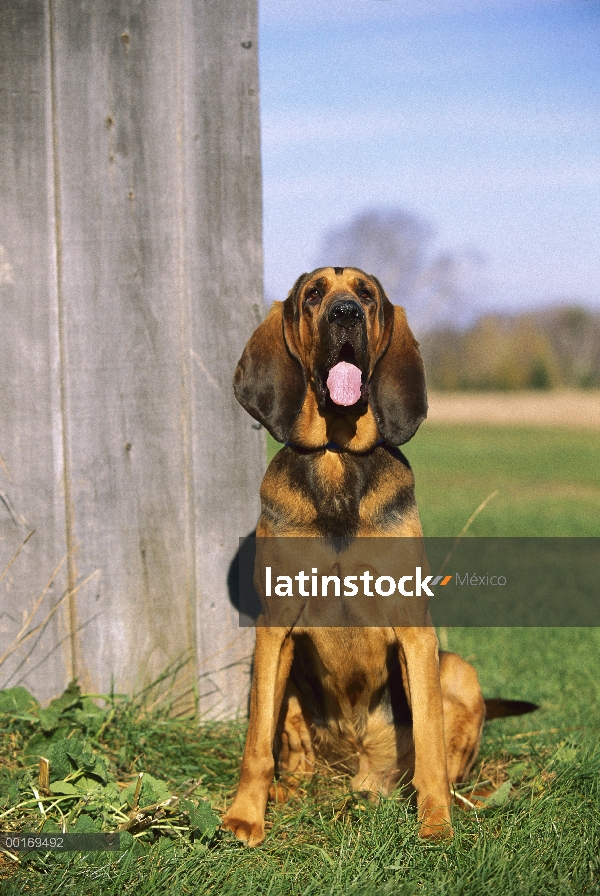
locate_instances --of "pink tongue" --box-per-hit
[326,362,362,406]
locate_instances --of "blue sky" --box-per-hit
[258,0,600,322]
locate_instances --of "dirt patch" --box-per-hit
[425,390,600,429]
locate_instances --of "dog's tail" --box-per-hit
[484,698,539,720]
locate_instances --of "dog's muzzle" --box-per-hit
[317,297,368,409]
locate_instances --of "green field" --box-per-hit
[406,423,600,538]
[3,425,599,894]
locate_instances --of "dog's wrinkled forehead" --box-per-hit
[294,267,380,307]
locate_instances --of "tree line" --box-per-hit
[420,305,600,391]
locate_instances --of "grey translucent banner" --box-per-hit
[236,537,599,627]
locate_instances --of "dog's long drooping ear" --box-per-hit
[233,301,307,443]
[369,299,428,446]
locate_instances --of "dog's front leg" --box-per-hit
[222,627,293,846]
[395,626,453,839]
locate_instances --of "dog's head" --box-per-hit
[234,267,427,451]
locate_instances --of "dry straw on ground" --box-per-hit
[425,390,600,429]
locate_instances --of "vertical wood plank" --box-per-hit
[0,1,70,702]
[184,0,265,716]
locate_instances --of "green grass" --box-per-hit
[405,424,600,537]
[3,425,599,894]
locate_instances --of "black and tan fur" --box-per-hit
[223,267,532,847]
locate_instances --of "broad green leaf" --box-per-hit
[483,780,512,807]
[43,736,107,784]
[71,814,101,833]
[74,775,105,794]
[0,768,21,807]
[46,680,82,715]
[181,798,220,839]
[47,738,77,781]
[38,707,62,734]
[122,774,171,809]
[0,686,39,715]
[24,727,72,758]
[49,781,81,795]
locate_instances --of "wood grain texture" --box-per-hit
[0,0,264,714]
[0,1,69,702]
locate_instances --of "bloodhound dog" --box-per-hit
[223,267,518,846]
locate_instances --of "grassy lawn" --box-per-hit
[2,425,599,894]
[405,423,600,537]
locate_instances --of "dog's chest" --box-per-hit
[260,444,416,538]
[313,455,362,536]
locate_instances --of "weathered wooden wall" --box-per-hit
[0,0,264,716]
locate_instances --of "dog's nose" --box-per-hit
[328,299,365,328]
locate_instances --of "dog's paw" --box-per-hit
[221,813,266,847]
[418,805,454,841]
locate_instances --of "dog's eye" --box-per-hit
[359,287,373,302]
[305,287,321,305]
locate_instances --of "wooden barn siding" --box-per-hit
[0,0,264,717]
